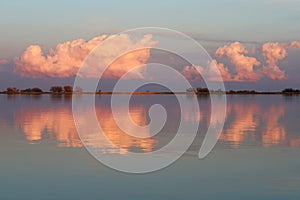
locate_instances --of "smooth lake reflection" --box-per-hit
[3,94,300,151]
[1,94,300,199]
[221,95,300,148]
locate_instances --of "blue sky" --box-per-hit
[0,0,300,91]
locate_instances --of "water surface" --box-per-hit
[1,94,300,199]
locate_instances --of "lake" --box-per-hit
[0,94,300,199]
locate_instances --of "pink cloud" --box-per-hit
[260,42,287,80]
[216,42,261,82]
[14,34,157,79]
[182,41,300,83]
[181,59,231,82]
[12,36,300,83]
[181,65,202,82]
[259,40,300,80]
[210,59,232,82]
[290,41,300,48]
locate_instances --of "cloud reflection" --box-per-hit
[11,95,300,151]
[219,102,259,147]
[15,107,81,146]
[14,103,157,153]
[219,98,300,148]
[262,105,286,147]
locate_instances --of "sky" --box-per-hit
[0,0,300,91]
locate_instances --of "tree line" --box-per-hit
[4,86,83,94]
[186,87,300,94]
[2,86,300,94]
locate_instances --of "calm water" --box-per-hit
[1,94,300,199]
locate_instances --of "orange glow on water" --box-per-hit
[219,102,259,147]
[12,96,300,150]
[15,108,81,146]
[15,105,157,153]
[262,105,286,147]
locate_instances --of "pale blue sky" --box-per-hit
[1,0,300,57]
[0,0,300,90]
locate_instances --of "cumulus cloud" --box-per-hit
[80,34,157,79]
[260,42,287,80]
[181,59,231,82]
[209,59,232,81]
[216,42,261,82]
[181,65,202,82]
[182,40,300,82]
[12,35,300,83]
[290,41,300,48]
[14,34,157,79]
[260,41,300,80]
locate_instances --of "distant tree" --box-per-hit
[64,85,73,93]
[31,87,43,93]
[50,86,63,93]
[282,88,300,93]
[196,87,209,93]
[21,88,32,92]
[6,87,18,93]
[75,86,83,93]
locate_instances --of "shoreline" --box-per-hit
[1,91,300,95]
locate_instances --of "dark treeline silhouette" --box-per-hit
[228,90,258,94]
[31,88,43,93]
[64,86,73,93]
[281,88,300,96]
[1,86,300,95]
[6,87,43,94]
[196,87,209,93]
[282,88,300,93]
[50,86,63,93]
[186,87,223,94]
[1,85,76,94]
[186,87,210,93]
[186,87,300,95]
[50,85,73,93]
[6,87,19,93]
